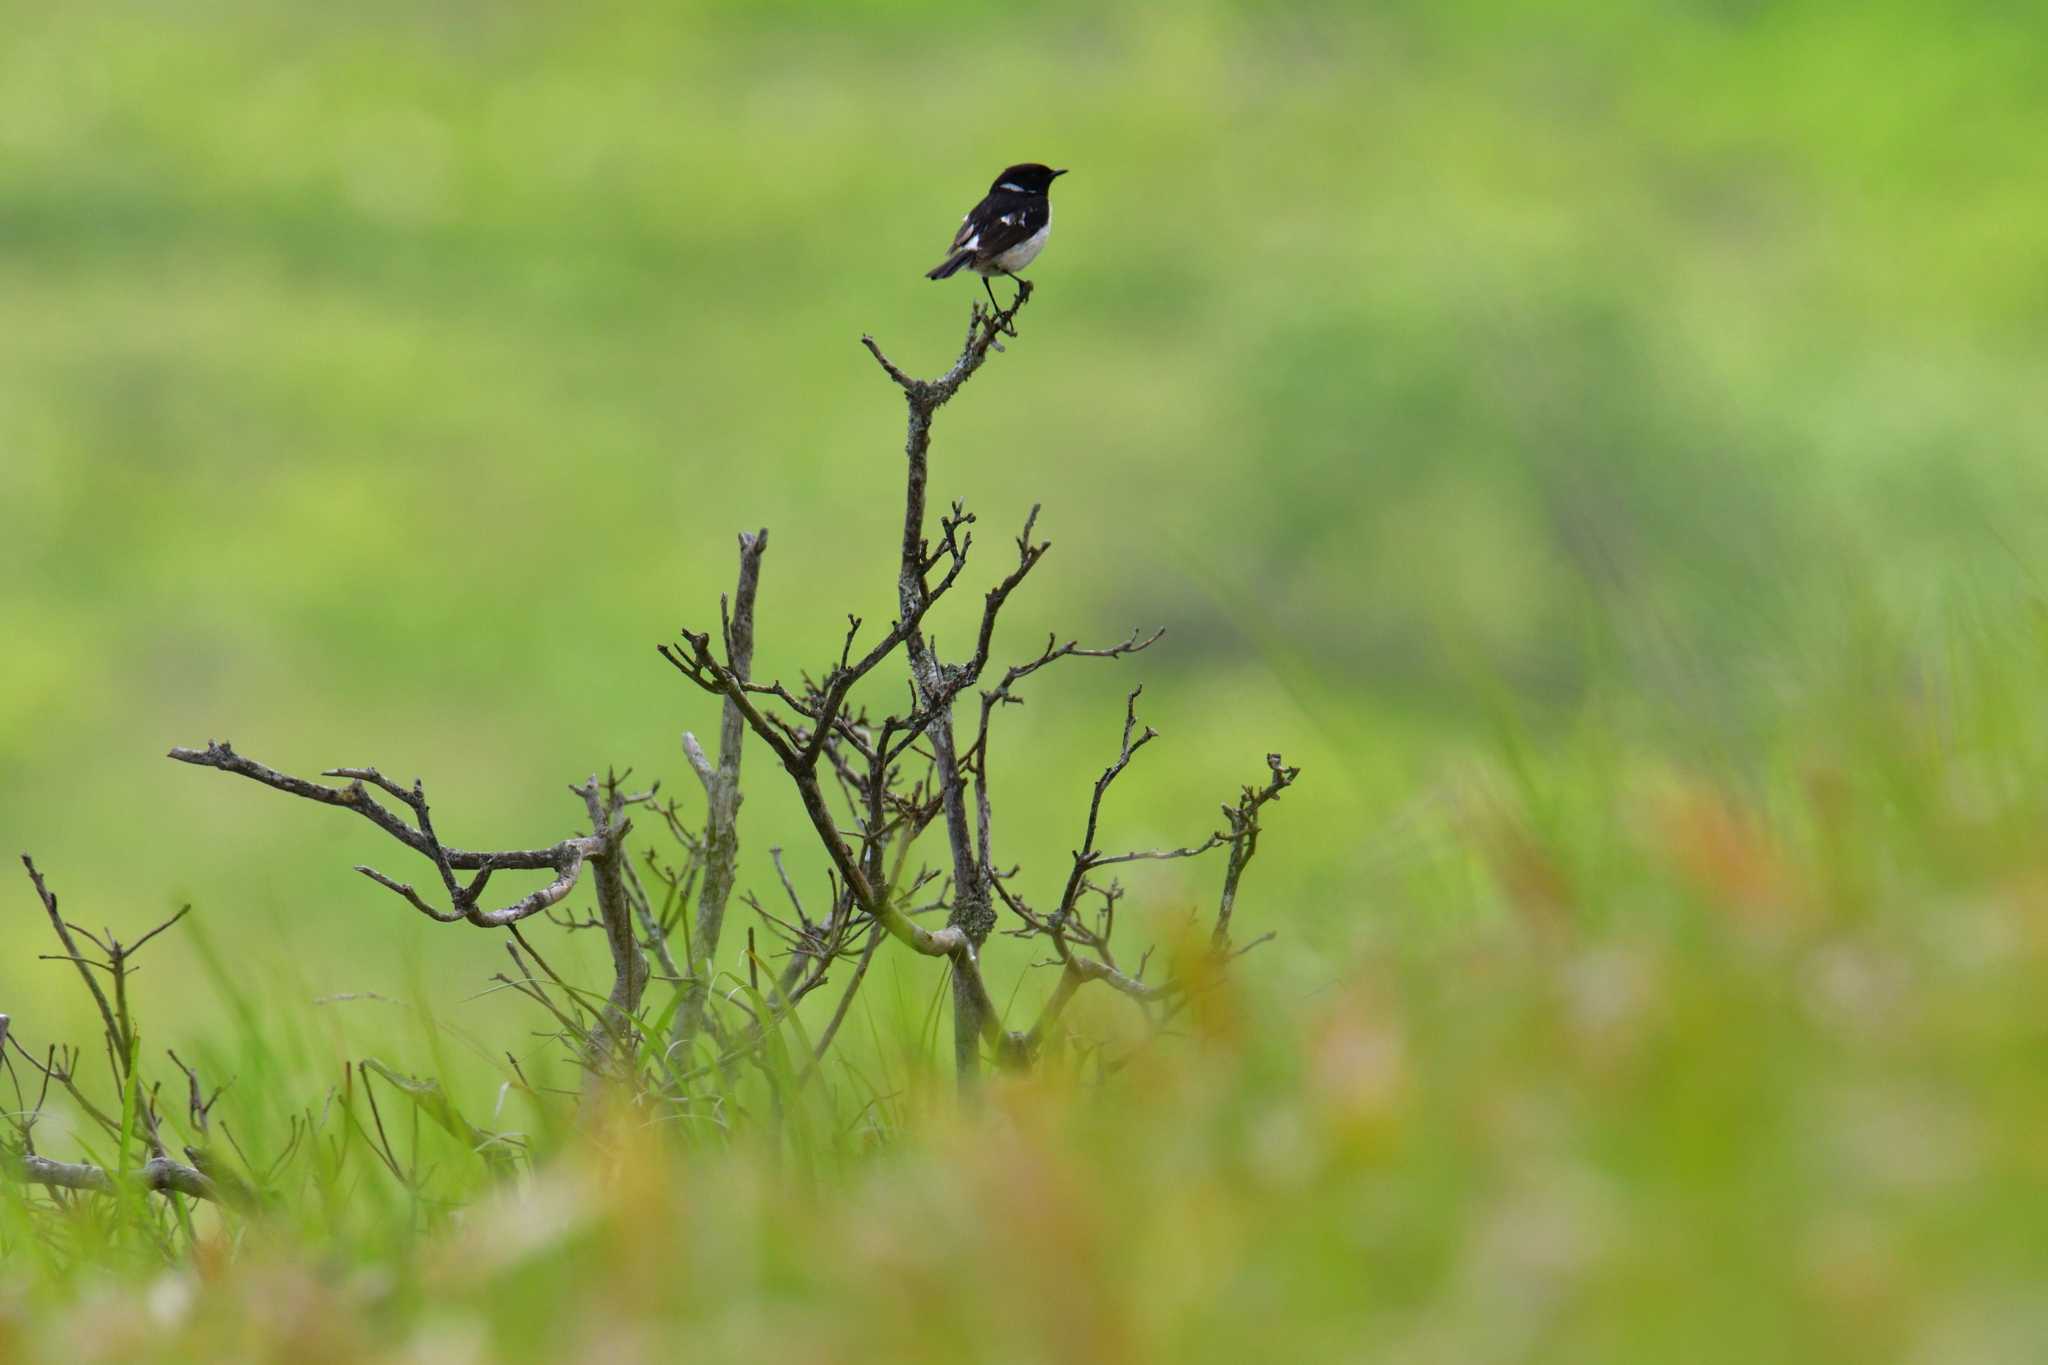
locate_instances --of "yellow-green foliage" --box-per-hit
[3,2,2047,1360]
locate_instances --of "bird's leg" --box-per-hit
[986,272,1026,336]
[977,273,1019,338]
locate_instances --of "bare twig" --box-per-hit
[170,743,611,928]
[20,857,120,1068]
[859,290,1040,1084]
[677,530,768,1047]
[1213,753,1302,950]
[6,1151,218,1203]
[579,774,650,1066]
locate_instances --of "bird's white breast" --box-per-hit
[982,223,1050,274]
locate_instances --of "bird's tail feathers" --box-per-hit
[926,250,974,281]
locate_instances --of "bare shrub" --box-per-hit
[7,286,1300,1212]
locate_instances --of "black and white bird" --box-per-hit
[926,163,1068,310]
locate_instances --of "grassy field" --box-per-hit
[4,1,2048,1360]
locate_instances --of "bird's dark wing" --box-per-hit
[949,188,1046,263]
[946,197,990,253]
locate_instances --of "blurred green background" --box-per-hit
[4,0,2048,1355]
[3,0,2044,1052]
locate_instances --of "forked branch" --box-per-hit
[168,743,612,929]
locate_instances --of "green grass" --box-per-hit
[4,1,2048,1359]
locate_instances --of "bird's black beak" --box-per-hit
[1052,168,1069,178]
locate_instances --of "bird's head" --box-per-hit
[990,163,1068,195]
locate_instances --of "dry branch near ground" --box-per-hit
[5,858,232,1211]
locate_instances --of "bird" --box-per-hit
[926,163,1068,312]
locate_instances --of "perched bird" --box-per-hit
[926,163,1068,311]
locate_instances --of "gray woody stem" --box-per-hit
[865,284,1035,1085]
[21,856,123,1070]
[676,529,768,1047]
[166,746,645,1070]
[663,292,1035,1082]
[576,776,649,1065]
[168,743,609,928]
[7,1152,219,1203]
[9,863,233,1206]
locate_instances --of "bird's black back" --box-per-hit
[949,186,1050,260]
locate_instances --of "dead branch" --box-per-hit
[169,742,611,928]
[21,856,122,1067]
[676,529,769,1047]
[1213,753,1302,950]
[653,281,1301,1086]
[6,1151,218,1202]
[5,863,260,1209]
[578,773,651,1065]
[866,288,1039,1083]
